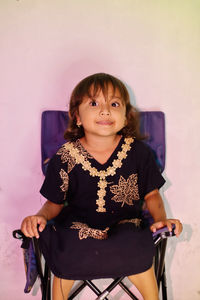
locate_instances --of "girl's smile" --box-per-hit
[96,120,113,125]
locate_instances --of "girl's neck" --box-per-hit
[80,134,121,152]
[79,134,122,164]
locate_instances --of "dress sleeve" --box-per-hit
[137,142,166,198]
[40,154,68,204]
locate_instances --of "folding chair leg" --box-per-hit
[95,277,125,300]
[161,266,167,300]
[119,281,139,300]
[68,282,87,300]
[154,245,159,276]
[32,238,51,300]
[85,280,108,300]
[156,239,167,287]
[43,263,51,300]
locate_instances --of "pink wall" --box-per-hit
[1,1,200,299]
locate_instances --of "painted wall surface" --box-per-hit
[0,1,199,299]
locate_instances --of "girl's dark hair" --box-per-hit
[64,73,143,141]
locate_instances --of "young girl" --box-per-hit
[21,73,182,300]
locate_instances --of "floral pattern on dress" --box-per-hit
[70,222,109,240]
[119,218,141,227]
[110,174,140,207]
[62,138,133,212]
[59,169,69,200]
[59,169,69,192]
[57,145,76,173]
[57,140,94,196]
[57,140,93,173]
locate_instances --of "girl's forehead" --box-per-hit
[86,84,122,99]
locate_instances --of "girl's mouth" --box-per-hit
[96,121,113,125]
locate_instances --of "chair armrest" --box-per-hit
[153,224,176,245]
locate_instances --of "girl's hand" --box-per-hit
[21,215,47,239]
[150,219,183,237]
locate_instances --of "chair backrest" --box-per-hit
[41,110,165,175]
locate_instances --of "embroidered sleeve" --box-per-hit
[59,169,69,201]
[57,140,93,173]
[40,155,69,204]
[57,145,77,173]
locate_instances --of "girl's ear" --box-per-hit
[75,112,82,126]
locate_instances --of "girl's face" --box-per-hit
[76,84,126,139]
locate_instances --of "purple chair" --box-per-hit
[41,110,165,174]
[14,110,175,300]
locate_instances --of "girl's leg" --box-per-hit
[128,265,159,300]
[53,275,74,300]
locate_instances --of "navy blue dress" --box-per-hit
[39,137,165,280]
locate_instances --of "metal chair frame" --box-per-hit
[32,225,174,300]
[15,110,171,299]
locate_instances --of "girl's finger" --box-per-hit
[150,221,165,232]
[38,223,46,233]
[38,217,47,233]
[150,224,156,232]
[21,219,32,238]
[166,220,173,232]
[174,220,182,237]
[168,219,182,236]
[31,217,40,238]
[24,218,35,238]
[26,218,36,237]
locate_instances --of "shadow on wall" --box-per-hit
[165,222,192,300]
[161,172,192,300]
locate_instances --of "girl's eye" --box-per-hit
[111,102,120,107]
[89,100,98,107]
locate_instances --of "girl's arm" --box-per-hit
[36,200,64,220]
[21,200,64,239]
[144,189,182,237]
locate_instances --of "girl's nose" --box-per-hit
[100,110,110,116]
[99,103,110,116]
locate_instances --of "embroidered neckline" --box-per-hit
[75,138,122,166]
[63,137,134,212]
